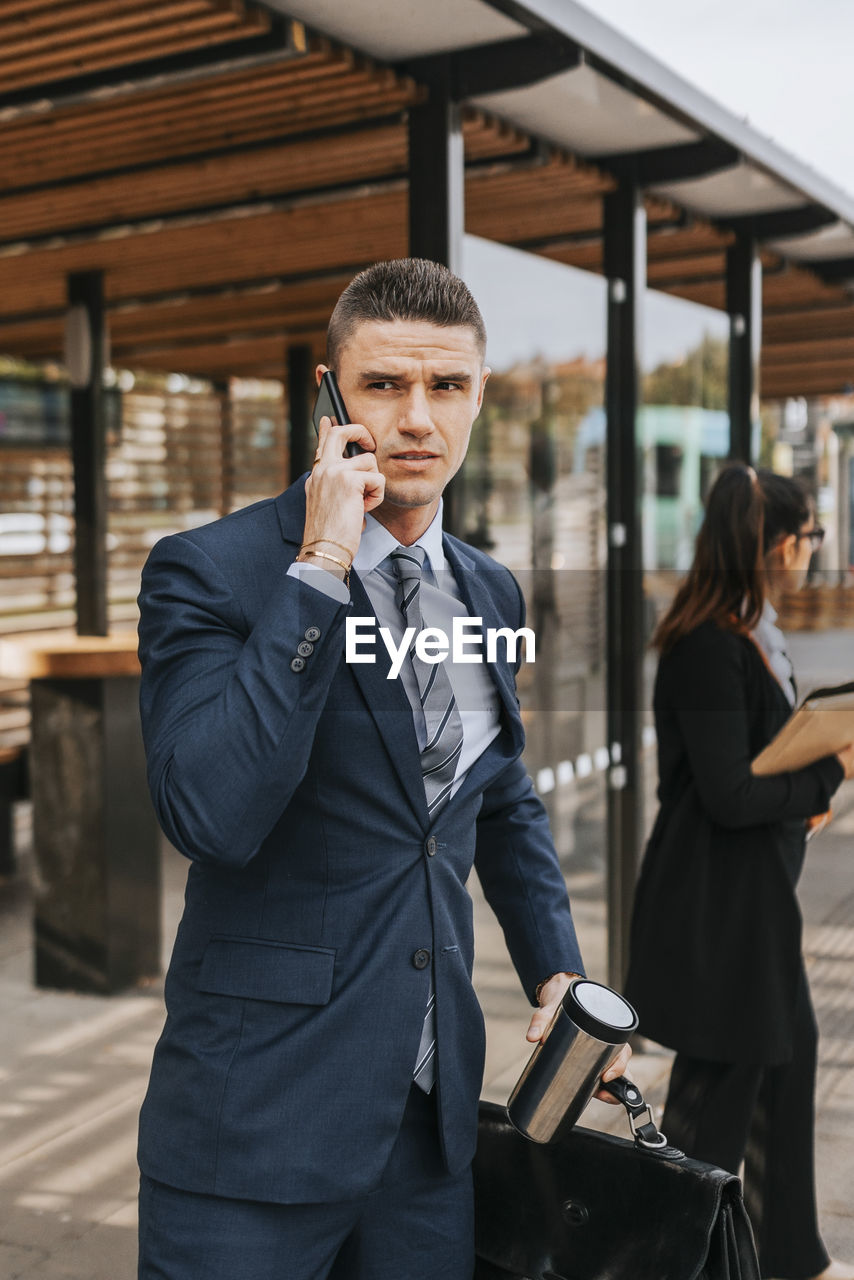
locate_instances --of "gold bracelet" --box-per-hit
[298,550,350,586]
[300,538,356,561]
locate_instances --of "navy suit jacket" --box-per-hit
[136,477,583,1204]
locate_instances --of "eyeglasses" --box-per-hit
[796,525,825,550]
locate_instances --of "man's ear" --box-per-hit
[476,366,491,413]
[315,363,329,388]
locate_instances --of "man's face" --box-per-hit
[318,318,489,517]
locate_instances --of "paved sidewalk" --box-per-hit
[0,629,852,1277]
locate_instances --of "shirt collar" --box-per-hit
[353,501,446,577]
[755,598,785,647]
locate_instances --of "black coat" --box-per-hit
[624,620,843,1065]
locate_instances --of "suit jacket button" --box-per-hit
[290,657,306,673]
[297,640,314,657]
[426,837,437,857]
[412,949,431,970]
[304,626,321,642]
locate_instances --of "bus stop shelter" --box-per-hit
[3,0,854,988]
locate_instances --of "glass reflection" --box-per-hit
[461,235,608,896]
[639,292,730,751]
[459,239,735,931]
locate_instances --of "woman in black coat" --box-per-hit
[625,464,854,1280]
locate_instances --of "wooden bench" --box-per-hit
[0,629,141,680]
[0,611,139,877]
[0,630,160,992]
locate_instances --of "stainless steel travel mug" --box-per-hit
[507,978,638,1144]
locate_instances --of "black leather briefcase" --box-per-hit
[473,1079,760,1280]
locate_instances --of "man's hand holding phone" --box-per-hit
[300,373,384,581]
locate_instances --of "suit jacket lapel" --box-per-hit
[347,570,431,829]
[431,537,528,816]
[275,483,430,828]
[442,536,524,753]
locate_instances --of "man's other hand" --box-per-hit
[525,972,633,1105]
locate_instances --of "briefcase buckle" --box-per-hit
[601,1076,674,1152]
[628,1105,669,1150]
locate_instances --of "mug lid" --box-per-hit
[562,979,638,1043]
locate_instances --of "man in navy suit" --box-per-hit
[136,258,629,1279]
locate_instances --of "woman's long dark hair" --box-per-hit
[653,464,811,653]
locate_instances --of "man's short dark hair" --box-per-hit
[326,258,487,367]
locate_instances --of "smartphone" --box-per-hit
[312,370,364,457]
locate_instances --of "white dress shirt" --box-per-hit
[751,598,796,708]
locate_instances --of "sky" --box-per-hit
[466,0,854,373]
[589,0,854,200]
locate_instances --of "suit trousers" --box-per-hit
[138,1084,474,1280]
[661,965,829,1280]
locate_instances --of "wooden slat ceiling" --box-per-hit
[0,0,853,399]
[0,57,423,217]
[663,258,854,398]
[0,0,271,96]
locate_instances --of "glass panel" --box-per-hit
[640,290,730,745]
[0,364,286,632]
[759,397,854,629]
[461,234,610,991]
[641,292,729,577]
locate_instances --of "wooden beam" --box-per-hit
[121,332,326,378]
[647,251,726,286]
[0,188,410,317]
[764,304,854,343]
[0,1,272,103]
[762,369,854,399]
[0,113,523,247]
[0,52,412,183]
[762,336,854,366]
[0,157,614,321]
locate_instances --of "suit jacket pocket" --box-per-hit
[198,936,336,1005]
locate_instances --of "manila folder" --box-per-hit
[752,681,854,775]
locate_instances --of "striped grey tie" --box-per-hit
[391,545,464,1092]
[391,546,464,817]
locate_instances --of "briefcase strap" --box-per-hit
[600,1076,686,1159]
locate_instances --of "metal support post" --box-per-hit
[603,180,646,990]
[214,379,233,515]
[407,60,465,532]
[726,238,762,464]
[287,344,313,484]
[407,57,464,276]
[66,270,108,636]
